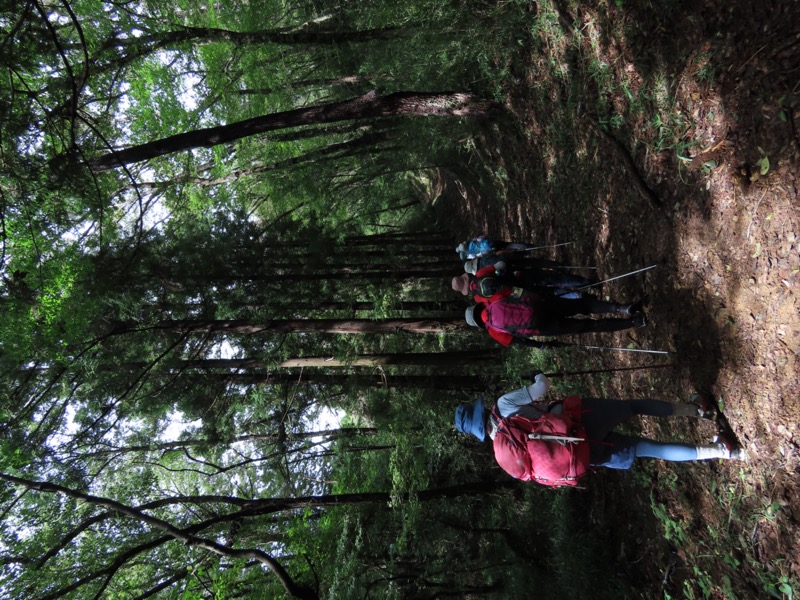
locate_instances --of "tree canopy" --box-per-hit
[0,0,641,598]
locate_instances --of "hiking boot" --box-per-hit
[671,402,710,418]
[631,313,648,328]
[688,392,717,420]
[622,295,649,315]
[713,433,748,461]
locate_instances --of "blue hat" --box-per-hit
[455,397,486,441]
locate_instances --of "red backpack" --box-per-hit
[492,396,590,487]
[484,296,541,336]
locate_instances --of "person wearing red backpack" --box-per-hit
[451,272,586,305]
[454,373,746,487]
[458,259,596,299]
[464,287,646,348]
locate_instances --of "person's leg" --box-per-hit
[534,315,643,335]
[538,297,620,317]
[526,286,585,299]
[591,433,746,466]
[580,398,636,441]
[504,242,529,251]
[629,399,715,419]
[636,438,746,461]
[515,269,596,289]
[627,399,677,417]
[514,256,566,269]
[537,296,646,319]
[580,398,704,442]
[634,438,701,461]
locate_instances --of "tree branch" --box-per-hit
[1,472,317,600]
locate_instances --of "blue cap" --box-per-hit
[455,397,486,441]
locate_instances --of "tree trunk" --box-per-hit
[150,317,467,335]
[216,373,484,388]
[115,351,499,371]
[276,352,499,368]
[230,269,459,281]
[91,91,500,170]
[140,300,463,315]
[133,130,394,190]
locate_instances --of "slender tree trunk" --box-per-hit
[237,74,391,95]
[133,130,393,190]
[145,317,466,335]
[110,24,404,50]
[216,373,484,388]
[114,351,498,371]
[229,269,459,281]
[346,232,450,244]
[146,300,464,313]
[276,352,499,368]
[91,91,500,170]
[77,428,379,458]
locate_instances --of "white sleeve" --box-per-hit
[495,374,551,418]
[525,373,550,402]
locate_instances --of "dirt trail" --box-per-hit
[433,1,799,596]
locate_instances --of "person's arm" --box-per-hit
[524,373,550,402]
[495,375,550,418]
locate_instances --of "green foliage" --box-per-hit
[0,0,648,597]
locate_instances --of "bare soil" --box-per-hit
[433,1,800,597]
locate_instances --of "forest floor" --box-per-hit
[431,1,799,598]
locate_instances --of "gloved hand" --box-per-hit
[529,370,544,382]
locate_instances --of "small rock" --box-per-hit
[777,424,793,440]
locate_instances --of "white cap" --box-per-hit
[464,259,478,275]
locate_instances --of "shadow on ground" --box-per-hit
[432,0,800,596]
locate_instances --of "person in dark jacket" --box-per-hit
[465,287,646,348]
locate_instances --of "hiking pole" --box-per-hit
[554,266,599,270]
[579,344,672,355]
[575,264,658,291]
[544,363,683,378]
[534,340,672,355]
[522,242,575,252]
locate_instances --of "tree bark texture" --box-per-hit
[276,352,500,368]
[152,317,467,335]
[91,91,500,170]
[116,351,499,371]
[214,373,484,388]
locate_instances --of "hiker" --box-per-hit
[452,272,585,304]
[454,373,746,487]
[456,235,529,260]
[463,258,596,292]
[464,288,646,348]
[463,251,568,273]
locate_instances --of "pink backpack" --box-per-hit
[492,396,590,487]
[484,297,541,336]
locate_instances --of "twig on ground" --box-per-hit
[746,190,767,240]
